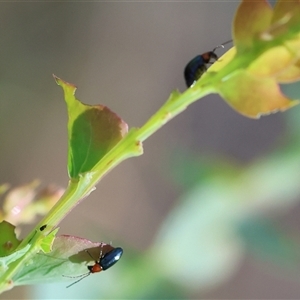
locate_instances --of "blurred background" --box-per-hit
[1,1,300,299]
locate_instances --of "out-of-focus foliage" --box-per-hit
[157,142,300,291]
[0,181,63,227]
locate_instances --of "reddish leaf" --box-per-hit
[234,0,272,51]
[13,235,116,285]
[272,0,300,39]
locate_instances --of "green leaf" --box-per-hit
[13,235,115,286]
[0,221,30,270]
[0,221,21,257]
[0,245,31,272]
[54,76,128,179]
[39,228,59,254]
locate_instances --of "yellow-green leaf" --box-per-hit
[218,70,299,118]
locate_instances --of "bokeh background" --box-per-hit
[2,1,300,299]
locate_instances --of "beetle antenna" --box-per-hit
[97,243,104,260]
[85,243,104,262]
[85,249,96,261]
[64,273,91,288]
[212,39,233,53]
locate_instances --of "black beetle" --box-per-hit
[184,40,232,87]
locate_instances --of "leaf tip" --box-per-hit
[53,75,77,95]
[52,74,59,84]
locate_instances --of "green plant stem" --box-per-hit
[0,80,213,294]
[136,86,213,142]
